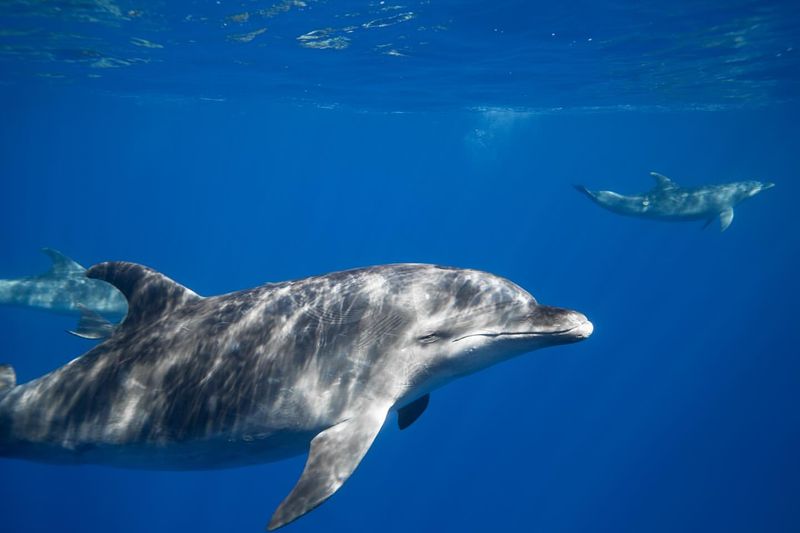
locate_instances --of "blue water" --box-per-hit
[1,1,799,532]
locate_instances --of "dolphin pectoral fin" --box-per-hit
[268,404,390,530]
[702,217,715,230]
[67,305,115,340]
[719,207,734,232]
[397,394,430,430]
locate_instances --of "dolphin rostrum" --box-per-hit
[0,248,126,338]
[0,261,592,529]
[575,172,774,231]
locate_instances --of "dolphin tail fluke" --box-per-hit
[67,305,115,340]
[0,364,15,395]
[573,184,595,199]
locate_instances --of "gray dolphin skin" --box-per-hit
[0,248,127,338]
[0,261,592,529]
[575,172,774,231]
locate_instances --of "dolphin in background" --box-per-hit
[575,172,774,231]
[0,261,592,529]
[0,248,126,338]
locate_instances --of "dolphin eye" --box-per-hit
[417,333,439,344]
[417,331,446,344]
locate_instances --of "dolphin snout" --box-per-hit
[557,309,593,340]
[748,182,775,197]
[569,316,594,339]
[528,305,593,340]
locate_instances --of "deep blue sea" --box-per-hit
[1,1,799,532]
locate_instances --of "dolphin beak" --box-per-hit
[556,310,593,341]
[453,306,594,344]
[526,305,593,342]
[569,318,594,339]
[763,182,776,190]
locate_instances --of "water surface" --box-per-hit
[0,2,798,532]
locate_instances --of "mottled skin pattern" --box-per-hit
[0,262,592,528]
[0,248,127,317]
[576,172,774,230]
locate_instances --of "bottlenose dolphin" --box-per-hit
[0,261,592,529]
[575,172,774,231]
[0,248,126,338]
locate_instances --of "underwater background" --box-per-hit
[1,1,799,532]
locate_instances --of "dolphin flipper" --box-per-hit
[67,305,115,340]
[397,394,430,430]
[268,404,390,530]
[719,207,734,231]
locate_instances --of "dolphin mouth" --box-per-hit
[452,320,594,342]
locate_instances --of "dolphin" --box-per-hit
[0,248,126,338]
[575,172,774,231]
[0,261,592,529]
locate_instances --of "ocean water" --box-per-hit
[1,1,799,532]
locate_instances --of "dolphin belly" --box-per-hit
[0,349,340,470]
[0,426,315,470]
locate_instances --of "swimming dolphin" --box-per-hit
[0,248,126,338]
[0,261,592,529]
[575,172,774,231]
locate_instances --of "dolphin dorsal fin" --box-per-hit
[650,172,678,191]
[86,262,200,329]
[41,248,85,276]
[0,364,15,392]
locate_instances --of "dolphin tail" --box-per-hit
[0,364,15,396]
[67,305,115,340]
[573,184,595,199]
